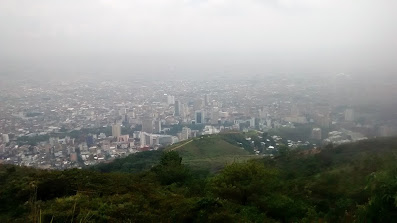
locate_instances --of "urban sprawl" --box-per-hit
[1,74,396,169]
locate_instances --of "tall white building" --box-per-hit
[140,131,146,147]
[154,120,162,133]
[181,127,191,141]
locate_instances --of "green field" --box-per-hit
[167,134,255,172]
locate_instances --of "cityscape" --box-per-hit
[1,74,397,169]
[1,0,397,221]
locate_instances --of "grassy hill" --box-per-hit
[94,133,257,173]
[167,134,255,172]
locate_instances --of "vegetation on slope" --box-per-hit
[169,134,254,172]
[93,133,256,174]
[0,137,396,222]
[92,150,163,173]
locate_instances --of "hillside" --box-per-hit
[94,133,256,173]
[1,137,396,222]
[92,150,163,173]
[167,134,254,172]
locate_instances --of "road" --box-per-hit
[169,139,193,151]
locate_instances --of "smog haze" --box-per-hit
[1,0,396,78]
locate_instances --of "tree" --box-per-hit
[152,151,191,185]
[357,169,397,222]
[209,162,278,205]
[278,145,291,158]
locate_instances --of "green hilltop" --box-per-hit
[167,134,255,172]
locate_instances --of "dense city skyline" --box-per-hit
[2,74,397,169]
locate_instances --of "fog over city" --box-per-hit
[1,0,397,78]
[3,1,397,221]
[1,0,397,170]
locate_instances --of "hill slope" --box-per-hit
[167,134,254,172]
[93,150,163,173]
[94,133,256,173]
[1,136,396,222]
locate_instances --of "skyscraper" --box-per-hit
[195,110,205,124]
[86,134,94,147]
[174,100,181,116]
[112,124,121,137]
[154,120,161,133]
[140,131,146,147]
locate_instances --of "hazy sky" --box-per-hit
[1,0,396,78]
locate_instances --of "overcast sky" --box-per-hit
[1,0,396,78]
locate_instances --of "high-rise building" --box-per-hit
[181,103,188,119]
[211,111,219,125]
[145,134,154,146]
[140,132,146,147]
[2,134,9,143]
[142,119,154,133]
[112,124,121,137]
[154,120,161,133]
[195,110,205,124]
[174,100,181,116]
[86,135,94,147]
[181,127,191,141]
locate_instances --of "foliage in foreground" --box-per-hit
[1,137,397,222]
